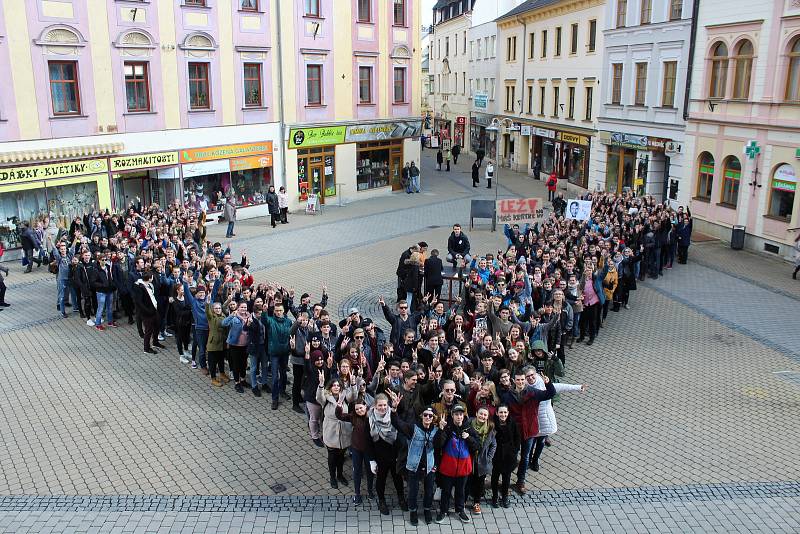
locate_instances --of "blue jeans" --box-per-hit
[248,346,269,388]
[194,329,209,368]
[226,221,235,237]
[411,175,420,192]
[572,312,581,337]
[351,448,374,497]
[94,292,113,326]
[271,354,288,401]
[407,469,435,512]
[516,437,535,485]
[406,291,414,310]
[57,278,72,314]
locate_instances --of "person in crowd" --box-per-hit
[317,372,360,488]
[262,301,293,410]
[367,393,407,515]
[446,224,472,270]
[222,301,250,392]
[20,222,43,273]
[434,404,479,524]
[468,406,497,515]
[335,396,375,504]
[134,272,164,354]
[490,404,520,508]
[206,300,229,387]
[90,253,117,331]
[424,249,444,301]
[170,283,193,362]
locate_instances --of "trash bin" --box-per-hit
[731,225,746,250]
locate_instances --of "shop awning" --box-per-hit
[0,142,125,164]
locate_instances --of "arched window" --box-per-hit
[696,152,714,200]
[786,37,800,102]
[721,156,741,206]
[709,42,728,99]
[732,40,753,99]
[768,163,796,219]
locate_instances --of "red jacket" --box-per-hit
[501,381,555,439]
[546,173,558,192]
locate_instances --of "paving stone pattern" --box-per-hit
[1,151,799,532]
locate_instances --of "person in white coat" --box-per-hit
[527,370,587,471]
[485,161,495,189]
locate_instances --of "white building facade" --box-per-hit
[467,0,524,159]
[590,0,693,202]
[496,0,605,192]
[429,0,476,147]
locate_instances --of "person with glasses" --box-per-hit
[432,380,468,421]
[392,399,439,526]
[380,296,424,348]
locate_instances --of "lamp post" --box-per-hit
[484,117,517,231]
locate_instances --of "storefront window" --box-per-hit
[566,145,586,187]
[183,167,271,212]
[357,141,403,191]
[46,181,99,223]
[541,139,555,174]
[768,163,796,219]
[0,188,48,249]
[231,168,271,206]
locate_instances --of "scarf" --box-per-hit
[471,418,491,445]
[368,408,397,444]
[135,279,157,309]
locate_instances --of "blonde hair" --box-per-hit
[409,251,423,264]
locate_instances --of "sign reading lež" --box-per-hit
[496,198,544,224]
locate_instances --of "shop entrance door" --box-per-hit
[391,152,403,191]
[605,147,636,193]
[309,159,325,204]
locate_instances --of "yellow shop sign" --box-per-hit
[110,152,179,171]
[0,158,108,185]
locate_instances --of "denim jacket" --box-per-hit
[222,314,246,346]
[406,424,439,474]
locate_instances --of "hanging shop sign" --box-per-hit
[288,126,346,149]
[180,142,273,163]
[229,153,273,172]
[534,127,555,139]
[0,158,108,185]
[558,132,589,146]
[344,119,423,143]
[110,151,180,172]
[474,92,488,109]
[520,125,532,136]
[610,132,648,149]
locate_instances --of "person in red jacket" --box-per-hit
[546,171,558,202]
[434,405,479,524]
[500,368,555,494]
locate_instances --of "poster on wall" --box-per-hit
[565,199,592,221]
[323,156,335,197]
[297,159,308,201]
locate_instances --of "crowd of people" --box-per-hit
[7,182,705,525]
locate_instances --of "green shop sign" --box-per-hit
[289,126,346,149]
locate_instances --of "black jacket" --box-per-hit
[266,192,280,215]
[424,256,444,288]
[447,232,470,257]
[133,282,158,317]
[90,264,116,294]
[72,260,95,293]
[493,416,521,472]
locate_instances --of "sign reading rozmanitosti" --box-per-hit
[496,198,544,224]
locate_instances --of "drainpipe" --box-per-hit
[275,0,287,190]
[683,0,700,121]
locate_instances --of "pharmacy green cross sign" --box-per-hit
[744,141,760,159]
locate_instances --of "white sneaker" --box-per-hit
[158,334,165,341]
[180,355,190,364]
[86,319,95,327]
[164,331,174,337]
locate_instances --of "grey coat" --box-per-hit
[473,428,497,477]
[316,380,362,449]
[223,200,237,222]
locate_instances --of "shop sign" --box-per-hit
[534,127,555,139]
[456,117,466,125]
[496,198,544,225]
[0,158,107,185]
[772,163,797,192]
[610,132,648,149]
[744,140,760,160]
[110,151,179,172]
[289,126,346,149]
[470,113,493,127]
[665,141,683,155]
[520,125,532,136]
[647,137,669,152]
[230,153,273,172]
[344,119,423,143]
[180,142,273,163]
[182,159,231,178]
[474,92,488,109]
[558,132,589,146]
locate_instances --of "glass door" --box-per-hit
[390,148,403,191]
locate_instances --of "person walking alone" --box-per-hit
[436,149,443,171]
[472,161,480,188]
[223,196,237,238]
[485,161,494,189]
[410,161,421,193]
[278,186,289,224]
[452,143,461,165]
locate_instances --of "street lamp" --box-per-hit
[485,118,516,231]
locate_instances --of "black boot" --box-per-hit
[410,510,418,526]
[398,496,408,512]
[487,179,492,189]
[378,499,390,515]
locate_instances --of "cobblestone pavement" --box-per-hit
[1,152,799,532]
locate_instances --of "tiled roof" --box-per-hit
[496,0,562,21]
